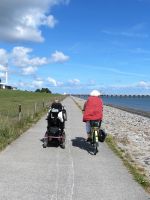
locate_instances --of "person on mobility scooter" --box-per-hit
[43,99,67,149]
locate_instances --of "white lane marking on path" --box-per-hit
[50,136,74,200]
[50,149,60,200]
[63,136,75,200]
[50,100,75,200]
[64,109,75,200]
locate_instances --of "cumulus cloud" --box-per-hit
[50,50,69,63]
[0,49,8,83]
[17,78,44,89]
[0,72,5,78]
[10,46,70,76]
[47,77,63,87]
[102,81,150,91]
[12,46,47,75]
[0,46,70,79]
[0,0,70,42]
[12,47,69,71]
[68,79,80,85]
[32,79,43,88]
[47,77,57,86]
[0,64,7,71]
[16,76,65,89]
[22,66,38,75]
[0,49,9,66]
[137,81,150,89]
[12,46,48,68]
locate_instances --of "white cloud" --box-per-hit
[10,46,70,77]
[102,22,148,39]
[101,81,150,91]
[47,77,57,86]
[32,79,43,88]
[0,49,9,65]
[0,72,5,78]
[50,50,69,63]
[137,81,150,89]
[12,46,48,68]
[0,0,69,42]
[22,66,38,75]
[68,79,80,85]
[0,64,7,71]
[16,76,64,89]
[43,15,58,28]
[11,47,69,75]
[47,77,64,87]
[17,78,44,89]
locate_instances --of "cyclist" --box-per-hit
[83,90,103,141]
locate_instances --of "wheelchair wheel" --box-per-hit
[43,132,48,148]
[60,143,65,149]
[60,131,65,149]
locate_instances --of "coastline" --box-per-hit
[105,104,150,119]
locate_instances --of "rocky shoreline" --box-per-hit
[72,96,150,182]
[105,104,150,119]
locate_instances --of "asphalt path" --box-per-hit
[0,96,150,200]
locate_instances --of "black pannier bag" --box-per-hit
[98,129,107,142]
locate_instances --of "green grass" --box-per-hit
[0,89,65,151]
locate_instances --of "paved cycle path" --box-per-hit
[0,96,150,200]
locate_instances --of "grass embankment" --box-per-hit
[0,89,65,151]
[72,97,150,193]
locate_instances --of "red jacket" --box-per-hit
[83,96,103,122]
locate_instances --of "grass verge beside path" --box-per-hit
[72,96,150,193]
[0,89,66,151]
[0,109,48,151]
[106,135,150,193]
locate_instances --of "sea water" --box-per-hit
[79,95,150,112]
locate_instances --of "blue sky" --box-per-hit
[0,0,150,94]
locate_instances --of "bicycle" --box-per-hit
[89,120,101,155]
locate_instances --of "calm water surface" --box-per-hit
[80,95,150,112]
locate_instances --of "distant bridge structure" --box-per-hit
[72,94,150,98]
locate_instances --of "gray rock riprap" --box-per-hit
[72,96,150,181]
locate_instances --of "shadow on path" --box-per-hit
[71,137,95,154]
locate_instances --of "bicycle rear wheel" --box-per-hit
[93,130,99,155]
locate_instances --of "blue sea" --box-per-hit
[79,95,150,113]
